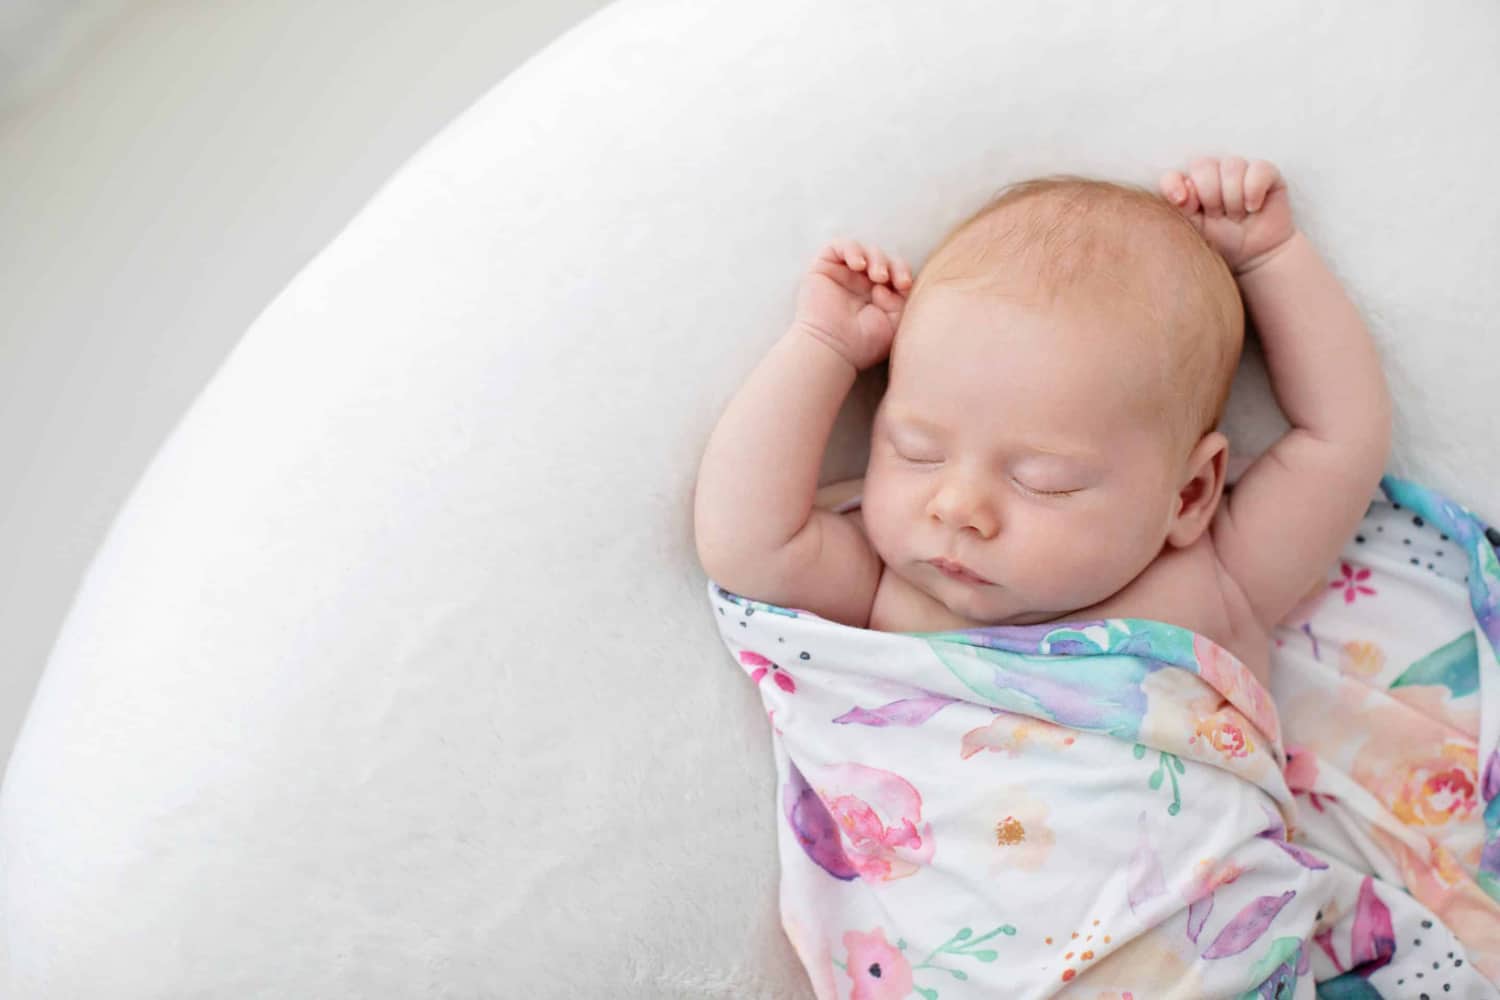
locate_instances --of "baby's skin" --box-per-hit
[694,156,1392,687]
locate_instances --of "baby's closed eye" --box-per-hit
[893,450,1082,497]
[1014,479,1082,497]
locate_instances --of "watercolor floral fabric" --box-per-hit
[708,475,1500,998]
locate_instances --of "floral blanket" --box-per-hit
[707,475,1500,998]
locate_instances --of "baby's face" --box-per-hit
[862,286,1182,627]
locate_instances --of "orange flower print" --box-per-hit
[1191,713,1255,760]
[987,785,1056,874]
[1330,562,1376,604]
[1381,741,1479,828]
[1338,639,1386,680]
[1187,856,1246,900]
[842,927,914,1000]
[1191,633,1281,748]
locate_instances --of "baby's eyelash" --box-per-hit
[1013,479,1079,498]
[896,451,1079,497]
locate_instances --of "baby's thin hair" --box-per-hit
[908,174,1245,457]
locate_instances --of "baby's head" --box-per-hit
[862,175,1245,626]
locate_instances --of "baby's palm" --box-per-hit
[794,239,911,371]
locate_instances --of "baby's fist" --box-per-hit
[1160,157,1296,276]
[793,238,912,371]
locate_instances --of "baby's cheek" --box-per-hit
[859,490,904,562]
[1037,525,1105,585]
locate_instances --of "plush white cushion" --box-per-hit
[3,0,1497,995]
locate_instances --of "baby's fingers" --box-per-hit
[815,239,874,293]
[1218,156,1249,219]
[825,237,870,272]
[1244,159,1283,213]
[828,238,911,291]
[1161,170,1202,227]
[859,246,905,289]
[1188,158,1223,217]
[869,248,916,292]
[871,282,904,311]
[889,254,913,291]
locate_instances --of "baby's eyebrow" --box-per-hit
[884,410,1098,462]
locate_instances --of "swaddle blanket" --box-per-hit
[708,474,1500,998]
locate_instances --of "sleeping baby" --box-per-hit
[694,155,1393,690]
[685,157,1483,998]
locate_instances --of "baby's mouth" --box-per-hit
[929,558,993,585]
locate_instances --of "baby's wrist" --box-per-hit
[1233,229,1303,278]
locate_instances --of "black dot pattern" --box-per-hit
[1348,497,1471,586]
[1377,913,1469,996]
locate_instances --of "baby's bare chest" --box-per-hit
[862,515,1271,686]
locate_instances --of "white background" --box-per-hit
[0,0,615,772]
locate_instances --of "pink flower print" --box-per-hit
[1330,562,1376,604]
[1283,744,1320,793]
[738,650,795,692]
[815,762,936,881]
[842,927,914,1000]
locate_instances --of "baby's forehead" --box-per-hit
[899,289,1170,381]
[890,311,1174,442]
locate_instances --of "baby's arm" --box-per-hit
[693,240,907,626]
[693,325,883,626]
[1165,159,1392,630]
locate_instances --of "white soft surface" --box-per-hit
[3,1,1498,995]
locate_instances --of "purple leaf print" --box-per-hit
[1263,836,1330,870]
[833,694,958,727]
[1202,891,1296,959]
[783,760,858,881]
[1187,895,1213,943]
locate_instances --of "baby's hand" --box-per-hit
[1160,157,1296,276]
[793,238,912,371]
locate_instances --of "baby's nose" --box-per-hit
[929,481,999,537]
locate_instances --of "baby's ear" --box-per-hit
[1165,431,1229,549]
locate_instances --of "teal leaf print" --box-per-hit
[911,924,1017,995]
[835,923,1017,999]
[1136,744,1184,815]
[1039,620,1133,654]
[1390,632,1478,698]
[1313,972,1384,998]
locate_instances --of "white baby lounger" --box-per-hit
[3,0,1498,996]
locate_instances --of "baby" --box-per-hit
[694,156,1392,688]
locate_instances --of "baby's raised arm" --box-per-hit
[693,240,910,626]
[1162,157,1393,630]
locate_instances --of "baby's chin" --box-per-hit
[929,580,1077,628]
